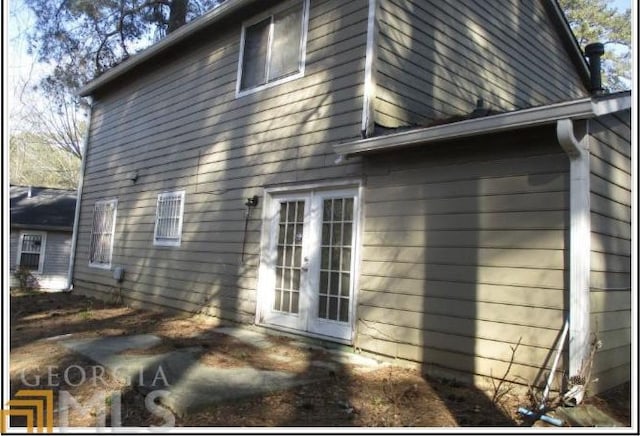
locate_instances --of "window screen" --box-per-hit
[239,1,305,92]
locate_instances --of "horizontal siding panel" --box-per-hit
[375,0,586,127]
[589,363,630,393]
[366,172,567,203]
[358,300,563,331]
[597,328,631,352]
[590,310,631,332]
[356,320,556,365]
[356,334,559,385]
[360,263,565,290]
[366,192,565,217]
[591,214,631,239]
[590,271,631,291]
[364,229,565,250]
[590,252,631,273]
[357,311,562,350]
[590,290,631,312]
[365,212,567,232]
[366,151,568,188]
[591,233,632,256]
[590,174,631,206]
[362,246,564,269]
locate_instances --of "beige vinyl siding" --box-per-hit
[374,0,588,128]
[73,0,369,319]
[588,110,631,392]
[357,127,569,384]
[10,229,72,290]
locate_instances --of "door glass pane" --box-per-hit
[318,197,354,322]
[273,200,304,314]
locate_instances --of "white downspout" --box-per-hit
[556,118,591,377]
[67,100,93,291]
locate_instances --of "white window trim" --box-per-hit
[89,199,118,269]
[235,0,310,98]
[16,231,47,274]
[153,190,186,247]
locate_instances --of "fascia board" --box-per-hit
[334,98,596,156]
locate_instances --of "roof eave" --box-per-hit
[79,0,255,97]
[11,223,74,232]
[334,94,631,157]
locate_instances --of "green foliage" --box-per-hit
[14,265,39,292]
[24,0,224,103]
[559,0,632,91]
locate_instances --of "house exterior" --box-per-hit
[73,0,632,393]
[10,186,77,290]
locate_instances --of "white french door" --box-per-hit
[258,187,360,341]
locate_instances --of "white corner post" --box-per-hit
[556,118,591,377]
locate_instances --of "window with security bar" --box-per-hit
[18,232,46,273]
[89,199,117,268]
[153,191,185,246]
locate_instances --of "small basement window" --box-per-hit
[154,191,185,247]
[237,0,309,95]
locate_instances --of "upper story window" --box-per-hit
[237,0,309,96]
[17,232,47,273]
[89,199,117,269]
[154,191,185,247]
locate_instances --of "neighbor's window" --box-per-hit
[154,191,185,247]
[238,0,308,94]
[17,232,46,273]
[89,199,117,268]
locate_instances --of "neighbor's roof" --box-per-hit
[79,0,590,97]
[10,186,77,231]
[334,91,632,156]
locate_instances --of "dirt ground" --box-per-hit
[7,290,632,429]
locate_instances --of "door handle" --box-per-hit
[301,257,309,271]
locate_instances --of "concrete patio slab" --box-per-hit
[61,333,324,417]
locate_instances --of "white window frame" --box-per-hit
[16,231,47,274]
[89,199,118,269]
[236,0,310,97]
[153,190,186,247]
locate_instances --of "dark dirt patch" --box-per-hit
[8,290,631,428]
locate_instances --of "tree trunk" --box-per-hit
[168,0,188,33]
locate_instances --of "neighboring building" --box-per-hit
[72,0,632,393]
[10,186,77,290]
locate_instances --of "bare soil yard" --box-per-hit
[7,290,630,429]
